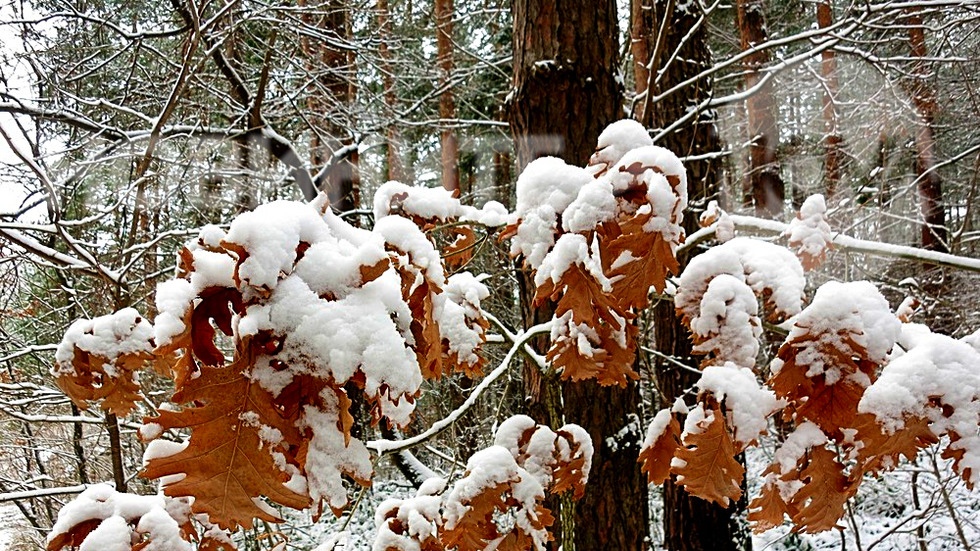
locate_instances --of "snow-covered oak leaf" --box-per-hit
[374,417,592,551]
[439,273,491,378]
[852,413,938,475]
[53,308,155,416]
[687,274,761,369]
[587,119,653,177]
[769,281,900,440]
[675,237,805,325]
[46,485,204,551]
[856,331,980,487]
[671,403,744,507]
[783,194,833,271]
[604,209,680,309]
[638,409,682,485]
[696,363,782,449]
[141,349,311,530]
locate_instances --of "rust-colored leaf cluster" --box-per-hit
[53,308,156,416]
[44,199,491,531]
[46,484,235,551]
[504,145,688,387]
[640,266,975,535]
[375,417,592,551]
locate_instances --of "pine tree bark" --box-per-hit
[817,0,842,198]
[737,0,784,217]
[436,0,459,192]
[509,1,647,549]
[300,0,359,211]
[907,8,948,252]
[378,0,405,182]
[640,1,749,549]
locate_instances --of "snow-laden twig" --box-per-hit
[681,214,980,273]
[0,484,88,503]
[483,311,547,370]
[366,320,553,455]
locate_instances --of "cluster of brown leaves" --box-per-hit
[639,258,971,534]
[638,400,745,507]
[141,221,490,528]
[376,418,591,551]
[55,345,152,417]
[55,198,492,531]
[749,435,859,533]
[53,312,156,417]
[504,157,686,387]
[46,487,234,551]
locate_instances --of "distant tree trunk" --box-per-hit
[436,0,459,192]
[379,0,405,182]
[737,0,784,217]
[301,0,359,212]
[907,8,948,252]
[817,0,843,198]
[510,1,646,550]
[642,1,749,549]
[493,142,512,208]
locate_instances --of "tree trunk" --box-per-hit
[737,0,784,217]
[509,1,647,550]
[436,0,459,192]
[301,0,359,212]
[378,0,405,182]
[817,0,843,198]
[907,9,948,252]
[642,1,748,549]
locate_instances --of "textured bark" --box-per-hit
[645,1,748,549]
[509,1,646,549]
[300,0,359,211]
[907,9,948,252]
[737,0,784,217]
[817,0,843,198]
[378,0,405,182]
[106,413,127,492]
[436,0,460,192]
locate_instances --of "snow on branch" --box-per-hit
[683,214,980,274]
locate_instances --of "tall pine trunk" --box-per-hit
[817,0,842,198]
[737,0,784,217]
[509,1,647,549]
[300,0,359,211]
[637,0,749,549]
[907,8,948,253]
[436,0,459,192]
[378,0,405,182]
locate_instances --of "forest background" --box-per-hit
[2,0,980,549]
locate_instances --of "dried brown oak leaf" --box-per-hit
[853,413,938,475]
[639,412,682,485]
[769,330,876,440]
[747,478,791,533]
[671,404,744,507]
[787,445,859,533]
[443,226,478,270]
[56,347,149,416]
[603,210,680,310]
[535,264,625,331]
[141,350,311,530]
